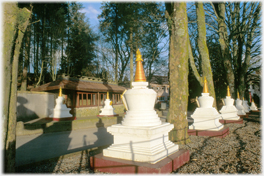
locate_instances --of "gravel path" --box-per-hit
[16,113,261,174]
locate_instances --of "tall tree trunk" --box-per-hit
[115,6,118,84]
[213,2,235,97]
[196,2,216,106]
[42,5,47,83]
[34,18,40,83]
[165,2,190,144]
[3,2,17,150]
[21,15,31,91]
[238,3,260,100]
[129,27,133,88]
[231,3,240,98]
[3,3,32,172]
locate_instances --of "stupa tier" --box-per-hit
[250,99,259,111]
[219,86,242,124]
[188,77,228,138]
[97,92,118,117]
[242,98,250,113]
[90,49,189,174]
[235,92,246,117]
[47,87,75,121]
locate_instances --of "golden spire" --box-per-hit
[227,86,231,97]
[134,49,146,82]
[203,77,209,93]
[237,91,240,99]
[59,86,62,97]
[107,91,109,99]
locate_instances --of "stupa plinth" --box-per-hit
[188,77,228,138]
[219,86,242,124]
[235,92,246,117]
[48,87,75,121]
[250,99,258,111]
[97,92,118,117]
[91,49,189,174]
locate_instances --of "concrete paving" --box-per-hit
[15,113,169,167]
[16,127,113,167]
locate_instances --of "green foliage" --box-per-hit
[64,2,98,76]
[98,2,168,84]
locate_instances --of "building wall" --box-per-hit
[74,104,125,117]
[17,91,57,122]
[17,91,125,121]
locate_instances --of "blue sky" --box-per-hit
[79,2,102,29]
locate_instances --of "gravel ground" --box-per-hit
[16,113,261,174]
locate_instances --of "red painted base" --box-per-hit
[188,127,229,138]
[97,114,119,117]
[219,118,243,124]
[45,117,76,121]
[239,114,247,118]
[251,110,260,112]
[90,149,190,174]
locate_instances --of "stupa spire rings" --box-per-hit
[237,91,240,99]
[227,86,231,97]
[59,86,62,97]
[107,91,109,99]
[134,49,146,82]
[203,77,209,93]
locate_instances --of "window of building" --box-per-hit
[111,94,122,105]
[77,92,98,107]
[76,92,122,107]
[100,93,106,105]
[159,96,165,101]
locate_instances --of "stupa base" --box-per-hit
[45,116,76,121]
[240,113,249,118]
[188,127,229,138]
[90,149,189,174]
[250,110,260,114]
[219,118,243,124]
[97,114,119,117]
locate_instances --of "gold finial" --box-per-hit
[107,92,109,99]
[134,49,146,82]
[237,91,240,99]
[252,99,254,103]
[203,77,209,93]
[227,86,231,97]
[243,97,244,101]
[196,96,200,107]
[136,49,143,62]
[222,98,225,106]
[121,90,128,111]
[59,86,62,97]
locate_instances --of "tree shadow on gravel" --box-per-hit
[173,136,213,173]
[232,118,261,173]
[174,114,261,174]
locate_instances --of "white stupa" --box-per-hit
[242,98,250,113]
[219,86,240,121]
[250,99,258,111]
[98,92,117,116]
[235,92,246,116]
[49,87,72,119]
[189,77,223,131]
[103,49,179,164]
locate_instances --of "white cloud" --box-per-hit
[80,6,100,20]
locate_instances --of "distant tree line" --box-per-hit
[17,2,98,90]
